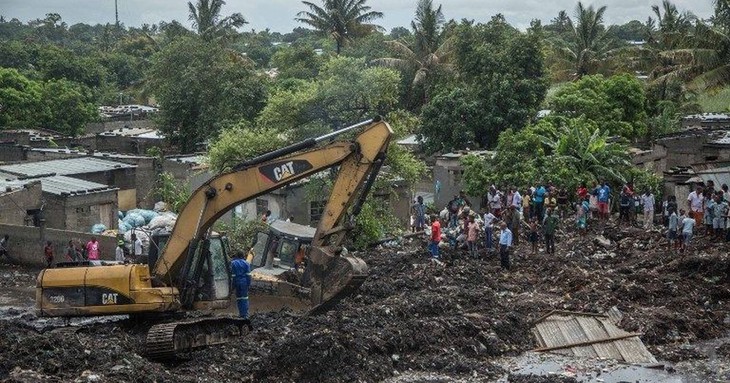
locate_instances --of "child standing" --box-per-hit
[576,198,589,237]
[467,215,480,258]
[681,210,696,253]
[704,191,715,236]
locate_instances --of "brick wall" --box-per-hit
[45,190,119,232]
[0,224,117,267]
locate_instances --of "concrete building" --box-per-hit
[633,129,730,175]
[0,173,118,231]
[39,176,119,231]
[682,113,730,130]
[433,150,494,211]
[0,157,136,211]
[96,126,166,155]
[0,179,43,226]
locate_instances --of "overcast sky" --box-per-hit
[1,0,715,33]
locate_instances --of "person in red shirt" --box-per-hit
[576,182,588,201]
[44,240,54,268]
[429,215,441,258]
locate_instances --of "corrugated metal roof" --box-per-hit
[0,157,135,177]
[38,175,117,196]
[532,310,657,364]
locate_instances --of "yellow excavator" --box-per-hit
[35,118,393,359]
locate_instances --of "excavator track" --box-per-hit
[145,317,251,361]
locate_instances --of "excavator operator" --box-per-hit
[230,250,253,329]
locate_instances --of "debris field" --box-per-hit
[0,221,728,382]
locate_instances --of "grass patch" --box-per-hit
[696,87,730,112]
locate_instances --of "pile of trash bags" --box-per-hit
[90,202,178,235]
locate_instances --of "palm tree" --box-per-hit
[648,0,694,49]
[551,2,615,80]
[656,22,730,91]
[187,0,246,39]
[296,0,383,54]
[372,0,451,104]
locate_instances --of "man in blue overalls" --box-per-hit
[231,250,253,329]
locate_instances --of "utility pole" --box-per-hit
[115,0,119,27]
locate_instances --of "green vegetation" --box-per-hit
[696,87,730,112]
[3,0,730,243]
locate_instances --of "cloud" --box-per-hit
[1,0,715,33]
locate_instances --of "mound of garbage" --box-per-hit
[1,220,728,382]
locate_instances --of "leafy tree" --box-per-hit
[420,17,547,152]
[610,20,648,41]
[716,0,730,31]
[296,0,384,54]
[549,74,647,139]
[208,123,286,172]
[270,44,323,79]
[259,56,400,133]
[38,78,98,136]
[389,26,411,40]
[0,68,96,135]
[187,0,246,40]
[544,10,571,37]
[147,36,267,152]
[0,68,43,129]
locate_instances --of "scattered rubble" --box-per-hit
[0,220,728,382]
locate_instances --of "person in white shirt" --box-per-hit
[131,233,143,261]
[115,240,126,262]
[483,210,496,251]
[641,189,655,229]
[511,188,521,209]
[687,186,705,226]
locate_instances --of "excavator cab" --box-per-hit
[148,232,231,310]
[249,220,315,273]
[246,220,316,312]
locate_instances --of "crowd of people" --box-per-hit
[411,180,730,270]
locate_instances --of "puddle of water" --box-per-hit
[496,351,728,383]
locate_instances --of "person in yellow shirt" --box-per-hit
[522,189,531,220]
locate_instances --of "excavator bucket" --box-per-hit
[307,247,368,315]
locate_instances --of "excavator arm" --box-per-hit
[152,118,393,309]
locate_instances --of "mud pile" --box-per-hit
[0,220,728,382]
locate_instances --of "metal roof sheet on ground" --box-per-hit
[38,175,117,196]
[532,310,657,364]
[0,157,136,177]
